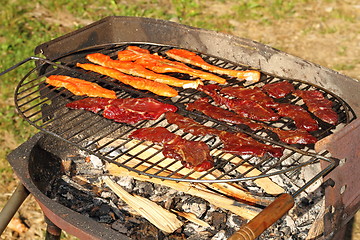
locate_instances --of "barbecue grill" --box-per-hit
[1,16,359,240]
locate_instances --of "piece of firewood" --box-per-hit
[106,163,261,220]
[171,210,211,228]
[103,176,183,233]
[211,150,285,195]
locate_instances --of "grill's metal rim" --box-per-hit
[11,43,355,186]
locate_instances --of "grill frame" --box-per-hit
[13,43,355,190]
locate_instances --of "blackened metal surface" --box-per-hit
[7,133,130,240]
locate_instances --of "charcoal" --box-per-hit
[111,220,128,234]
[183,223,211,239]
[108,200,125,219]
[99,214,114,223]
[280,225,291,238]
[98,204,111,215]
[45,148,328,239]
[181,196,207,218]
[167,234,186,240]
[116,176,135,191]
[226,213,244,229]
[130,221,164,240]
[187,233,212,240]
[211,212,227,230]
[134,181,154,197]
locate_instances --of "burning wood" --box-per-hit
[103,176,183,233]
[125,139,283,197]
[106,162,261,220]
[171,210,211,228]
[213,150,285,195]
[101,138,273,205]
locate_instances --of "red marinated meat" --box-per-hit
[129,127,213,171]
[186,98,263,131]
[220,86,278,107]
[266,127,317,145]
[294,90,338,125]
[275,103,318,132]
[66,97,177,124]
[262,81,295,99]
[165,112,218,136]
[66,98,113,113]
[165,112,284,158]
[218,131,283,158]
[198,85,279,122]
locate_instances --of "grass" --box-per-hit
[0,0,359,239]
[231,0,296,23]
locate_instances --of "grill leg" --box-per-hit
[45,217,62,240]
[0,183,30,235]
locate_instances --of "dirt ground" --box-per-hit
[1,1,359,239]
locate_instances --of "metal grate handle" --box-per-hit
[228,193,295,240]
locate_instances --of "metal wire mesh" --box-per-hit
[13,43,356,190]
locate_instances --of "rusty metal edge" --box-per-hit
[7,133,130,240]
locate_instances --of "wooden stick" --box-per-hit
[106,163,261,220]
[171,210,211,228]
[228,193,294,240]
[103,176,183,233]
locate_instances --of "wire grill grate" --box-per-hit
[14,43,356,189]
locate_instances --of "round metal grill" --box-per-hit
[13,43,356,188]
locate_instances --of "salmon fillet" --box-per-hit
[77,63,178,98]
[166,48,261,82]
[45,75,116,99]
[86,53,202,88]
[117,46,226,84]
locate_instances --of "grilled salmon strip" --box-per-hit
[77,63,178,98]
[117,46,226,84]
[86,53,201,88]
[166,48,261,82]
[45,75,116,99]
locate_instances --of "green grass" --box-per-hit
[231,0,296,23]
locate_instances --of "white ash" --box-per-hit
[181,197,208,218]
[115,176,135,191]
[92,196,111,205]
[152,184,178,198]
[100,191,112,199]
[183,223,212,239]
[222,163,241,176]
[226,213,243,229]
[88,155,103,169]
[63,192,74,201]
[211,230,227,240]
[133,181,155,197]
